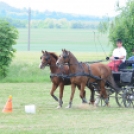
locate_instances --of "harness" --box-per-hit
[50,73,69,80]
[41,52,102,83]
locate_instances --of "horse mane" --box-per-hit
[49,52,58,60]
[70,52,78,61]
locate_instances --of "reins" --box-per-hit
[60,53,102,80]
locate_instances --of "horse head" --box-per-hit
[39,50,51,69]
[56,49,70,67]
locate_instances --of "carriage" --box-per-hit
[40,50,134,108]
[98,60,134,108]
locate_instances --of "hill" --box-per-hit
[0,2,107,21]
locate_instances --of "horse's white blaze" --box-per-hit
[39,63,42,69]
[56,61,59,65]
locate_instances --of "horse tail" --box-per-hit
[106,75,120,93]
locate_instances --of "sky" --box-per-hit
[0,0,127,16]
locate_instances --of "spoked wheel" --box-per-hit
[115,89,125,107]
[123,88,134,108]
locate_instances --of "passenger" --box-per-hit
[128,49,134,68]
[107,39,127,72]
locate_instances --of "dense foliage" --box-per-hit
[108,0,134,57]
[0,20,18,77]
[98,0,134,57]
[2,18,99,29]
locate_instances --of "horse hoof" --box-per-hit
[65,105,71,109]
[94,103,98,108]
[82,101,88,104]
[89,102,94,105]
[57,105,62,109]
[106,104,110,107]
[82,98,87,103]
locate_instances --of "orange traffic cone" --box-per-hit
[2,95,12,113]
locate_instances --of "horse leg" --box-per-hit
[99,81,109,106]
[80,83,86,103]
[77,85,87,103]
[50,83,58,102]
[88,86,95,105]
[66,83,76,108]
[57,83,64,109]
[82,90,87,103]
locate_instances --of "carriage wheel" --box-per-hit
[115,89,125,107]
[123,88,134,108]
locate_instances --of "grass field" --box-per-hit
[0,52,134,134]
[0,83,134,134]
[16,29,112,52]
[1,29,131,134]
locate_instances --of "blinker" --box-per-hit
[45,56,50,61]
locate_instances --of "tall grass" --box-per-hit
[0,51,106,83]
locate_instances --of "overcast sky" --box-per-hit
[0,0,127,16]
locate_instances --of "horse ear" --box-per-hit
[42,50,44,54]
[45,51,49,54]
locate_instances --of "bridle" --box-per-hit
[45,55,50,62]
[60,51,77,66]
[40,53,50,66]
[40,54,57,67]
[60,51,83,67]
[62,51,70,59]
[40,53,67,78]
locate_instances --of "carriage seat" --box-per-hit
[112,69,134,83]
[118,62,127,70]
[112,59,134,83]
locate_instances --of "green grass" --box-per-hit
[16,29,112,51]
[0,83,134,134]
[0,51,107,83]
[0,29,125,134]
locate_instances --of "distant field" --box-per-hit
[16,29,112,52]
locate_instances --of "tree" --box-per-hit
[0,20,18,77]
[109,0,134,57]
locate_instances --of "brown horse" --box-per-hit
[39,51,87,108]
[56,49,119,107]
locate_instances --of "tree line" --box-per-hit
[98,0,134,57]
[2,17,99,29]
[0,1,108,29]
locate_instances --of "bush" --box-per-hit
[109,0,134,57]
[0,20,18,77]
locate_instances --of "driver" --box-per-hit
[107,39,127,71]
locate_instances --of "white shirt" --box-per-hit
[113,47,127,62]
